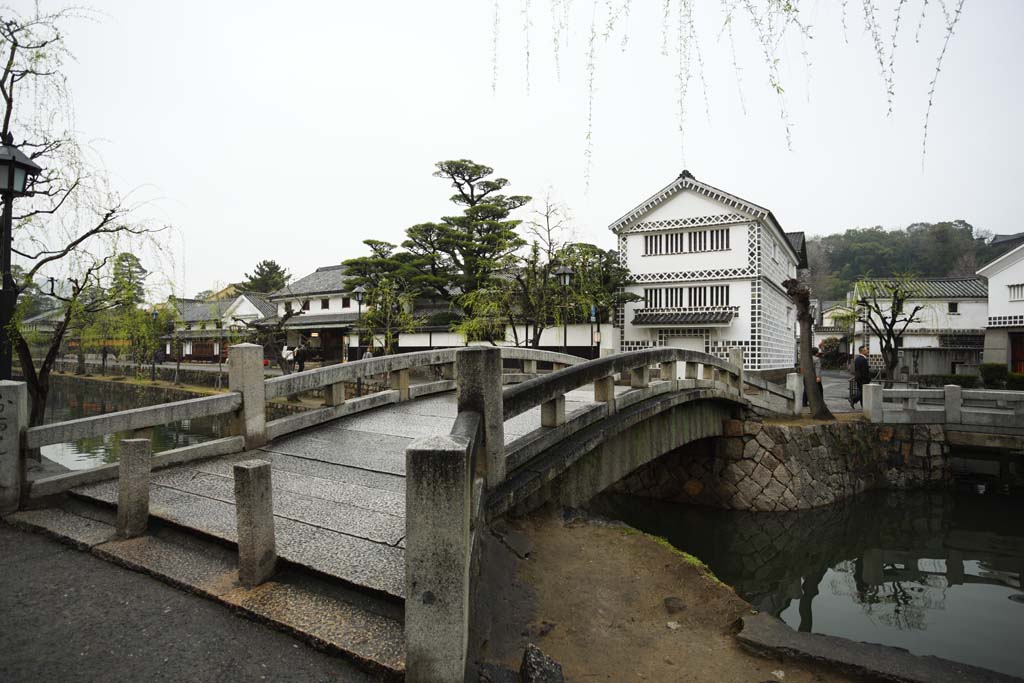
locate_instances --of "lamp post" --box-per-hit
[353,285,365,360]
[150,310,159,382]
[0,134,42,380]
[553,265,574,356]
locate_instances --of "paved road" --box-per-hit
[0,525,376,683]
[821,368,858,414]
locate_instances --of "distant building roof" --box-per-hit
[978,241,1024,277]
[241,292,278,319]
[281,311,360,329]
[785,231,808,269]
[631,310,735,326]
[856,277,988,299]
[178,298,234,322]
[270,264,350,300]
[990,232,1024,247]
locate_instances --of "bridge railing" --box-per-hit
[863,383,1024,428]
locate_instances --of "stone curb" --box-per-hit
[737,613,1021,683]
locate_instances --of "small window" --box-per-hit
[321,298,330,310]
[342,297,351,308]
[1008,284,1024,301]
[948,302,959,314]
[301,300,310,311]
[284,302,293,313]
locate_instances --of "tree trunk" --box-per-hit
[784,279,834,421]
[75,347,85,375]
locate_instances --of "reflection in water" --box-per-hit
[591,490,1024,678]
[40,381,226,471]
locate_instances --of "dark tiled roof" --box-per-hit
[857,277,988,299]
[632,310,735,326]
[179,298,233,323]
[270,265,349,299]
[282,312,360,328]
[242,292,278,318]
[991,232,1024,246]
[785,231,808,269]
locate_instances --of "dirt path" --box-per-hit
[475,511,859,682]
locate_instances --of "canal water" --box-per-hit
[591,488,1024,678]
[40,380,224,471]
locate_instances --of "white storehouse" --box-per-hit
[168,293,276,362]
[610,170,805,372]
[269,265,361,362]
[978,243,1024,373]
[853,277,988,376]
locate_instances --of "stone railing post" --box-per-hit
[786,373,803,416]
[684,362,698,380]
[455,347,504,488]
[390,368,411,401]
[659,360,677,388]
[729,348,745,395]
[864,384,883,422]
[0,380,27,514]
[944,384,962,424]
[702,364,714,381]
[233,459,277,587]
[324,381,345,407]
[405,433,472,682]
[522,359,537,374]
[630,365,650,388]
[541,395,566,427]
[440,362,456,381]
[594,375,616,415]
[228,343,266,449]
[117,438,152,538]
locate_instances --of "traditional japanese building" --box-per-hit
[268,265,361,362]
[610,170,805,372]
[978,243,1024,373]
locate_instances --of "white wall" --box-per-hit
[625,223,750,275]
[277,293,357,318]
[864,299,987,332]
[985,254,1024,320]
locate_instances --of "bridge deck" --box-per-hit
[71,386,608,600]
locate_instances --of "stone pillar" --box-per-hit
[541,395,566,427]
[660,361,677,385]
[943,384,962,425]
[390,368,411,401]
[552,362,566,371]
[729,348,745,395]
[522,359,537,374]
[117,439,152,538]
[684,362,698,380]
[786,373,803,416]
[630,366,649,389]
[594,375,616,415]
[455,347,505,488]
[228,343,266,449]
[405,433,472,682]
[702,364,714,380]
[863,384,883,422]
[0,380,27,514]
[324,382,345,407]
[233,459,277,587]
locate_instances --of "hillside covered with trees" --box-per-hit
[806,221,1011,300]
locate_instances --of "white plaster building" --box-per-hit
[610,171,804,372]
[269,265,361,361]
[168,292,276,362]
[852,277,988,376]
[977,243,1024,373]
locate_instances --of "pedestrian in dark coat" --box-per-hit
[850,345,872,408]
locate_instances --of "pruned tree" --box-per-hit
[850,276,926,381]
[783,278,834,421]
[237,259,290,294]
[361,277,423,355]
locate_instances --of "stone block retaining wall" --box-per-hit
[612,419,951,512]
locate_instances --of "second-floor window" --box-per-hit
[321,298,330,310]
[948,302,959,314]
[643,228,730,256]
[285,302,293,313]
[342,297,351,308]
[1009,284,1024,301]
[301,300,310,311]
[642,284,730,308]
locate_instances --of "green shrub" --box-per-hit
[979,363,1009,389]
[914,374,979,388]
[819,337,848,369]
[1007,372,1024,391]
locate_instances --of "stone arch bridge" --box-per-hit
[1,343,799,681]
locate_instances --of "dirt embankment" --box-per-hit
[474,510,857,682]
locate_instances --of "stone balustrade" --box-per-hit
[864,383,1024,429]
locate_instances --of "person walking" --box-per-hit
[850,345,871,409]
[811,347,823,404]
[294,344,306,372]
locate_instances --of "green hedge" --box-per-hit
[1008,373,1024,391]
[914,374,980,389]
[979,363,1009,389]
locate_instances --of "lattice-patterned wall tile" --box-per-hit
[620,213,749,233]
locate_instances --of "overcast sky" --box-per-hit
[35,0,1024,297]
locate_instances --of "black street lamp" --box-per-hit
[151,310,159,382]
[352,285,365,360]
[0,135,42,380]
[553,265,574,355]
